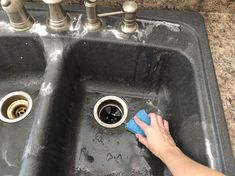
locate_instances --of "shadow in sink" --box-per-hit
[49,40,209,176]
[0,36,46,175]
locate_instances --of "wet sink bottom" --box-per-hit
[73,90,165,176]
[51,40,211,176]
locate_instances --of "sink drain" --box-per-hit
[0,91,32,123]
[93,96,128,128]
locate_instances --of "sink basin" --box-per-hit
[0,36,46,174]
[0,3,234,176]
[60,41,208,176]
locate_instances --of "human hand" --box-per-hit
[135,113,225,176]
[134,113,179,161]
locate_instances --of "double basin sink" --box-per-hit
[0,4,234,176]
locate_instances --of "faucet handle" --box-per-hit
[1,0,34,31]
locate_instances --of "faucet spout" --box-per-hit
[1,0,34,31]
[84,0,102,32]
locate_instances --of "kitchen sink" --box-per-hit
[60,41,209,176]
[0,36,46,174]
[0,3,234,176]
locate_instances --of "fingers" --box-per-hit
[136,134,148,146]
[134,116,148,132]
[163,120,170,132]
[148,113,157,126]
[148,113,167,130]
[156,115,164,128]
[135,112,170,133]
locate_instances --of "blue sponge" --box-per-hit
[125,109,150,136]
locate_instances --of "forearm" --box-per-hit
[161,147,224,176]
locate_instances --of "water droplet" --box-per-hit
[95,131,103,143]
[147,92,157,102]
[20,56,23,59]
[114,154,122,164]
[106,153,113,161]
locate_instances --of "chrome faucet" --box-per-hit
[1,0,34,31]
[42,0,71,33]
[84,0,138,33]
[1,0,137,33]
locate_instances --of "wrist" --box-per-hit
[159,146,183,163]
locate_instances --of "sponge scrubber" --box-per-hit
[125,109,150,136]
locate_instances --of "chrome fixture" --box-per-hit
[84,0,138,33]
[0,0,34,31]
[120,1,138,34]
[84,0,102,32]
[93,96,128,128]
[42,0,71,33]
[0,91,33,123]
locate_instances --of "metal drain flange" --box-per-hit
[93,96,128,128]
[0,91,32,123]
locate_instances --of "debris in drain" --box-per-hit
[100,105,122,124]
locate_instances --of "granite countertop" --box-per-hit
[203,12,235,156]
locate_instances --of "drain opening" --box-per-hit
[99,104,122,124]
[94,96,128,128]
[0,91,32,123]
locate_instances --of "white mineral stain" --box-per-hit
[49,49,62,62]
[40,82,53,96]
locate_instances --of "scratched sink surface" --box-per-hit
[0,36,46,174]
[0,3,235,176]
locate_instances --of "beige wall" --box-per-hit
[26,0,235,13]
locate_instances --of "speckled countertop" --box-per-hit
[203,12,235,156]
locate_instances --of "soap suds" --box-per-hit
[30,23,48,36]
[138,19,181,33]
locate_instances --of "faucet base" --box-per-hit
[84,19,102,32]
[10,15,34,32]
[120,21,138,34]
[1,1,34,32]
[47,14,71,33]
[46,3,71,33]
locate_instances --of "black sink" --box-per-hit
[0,3,234,176]
[60,41,208,176]
[0,36,46,175]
